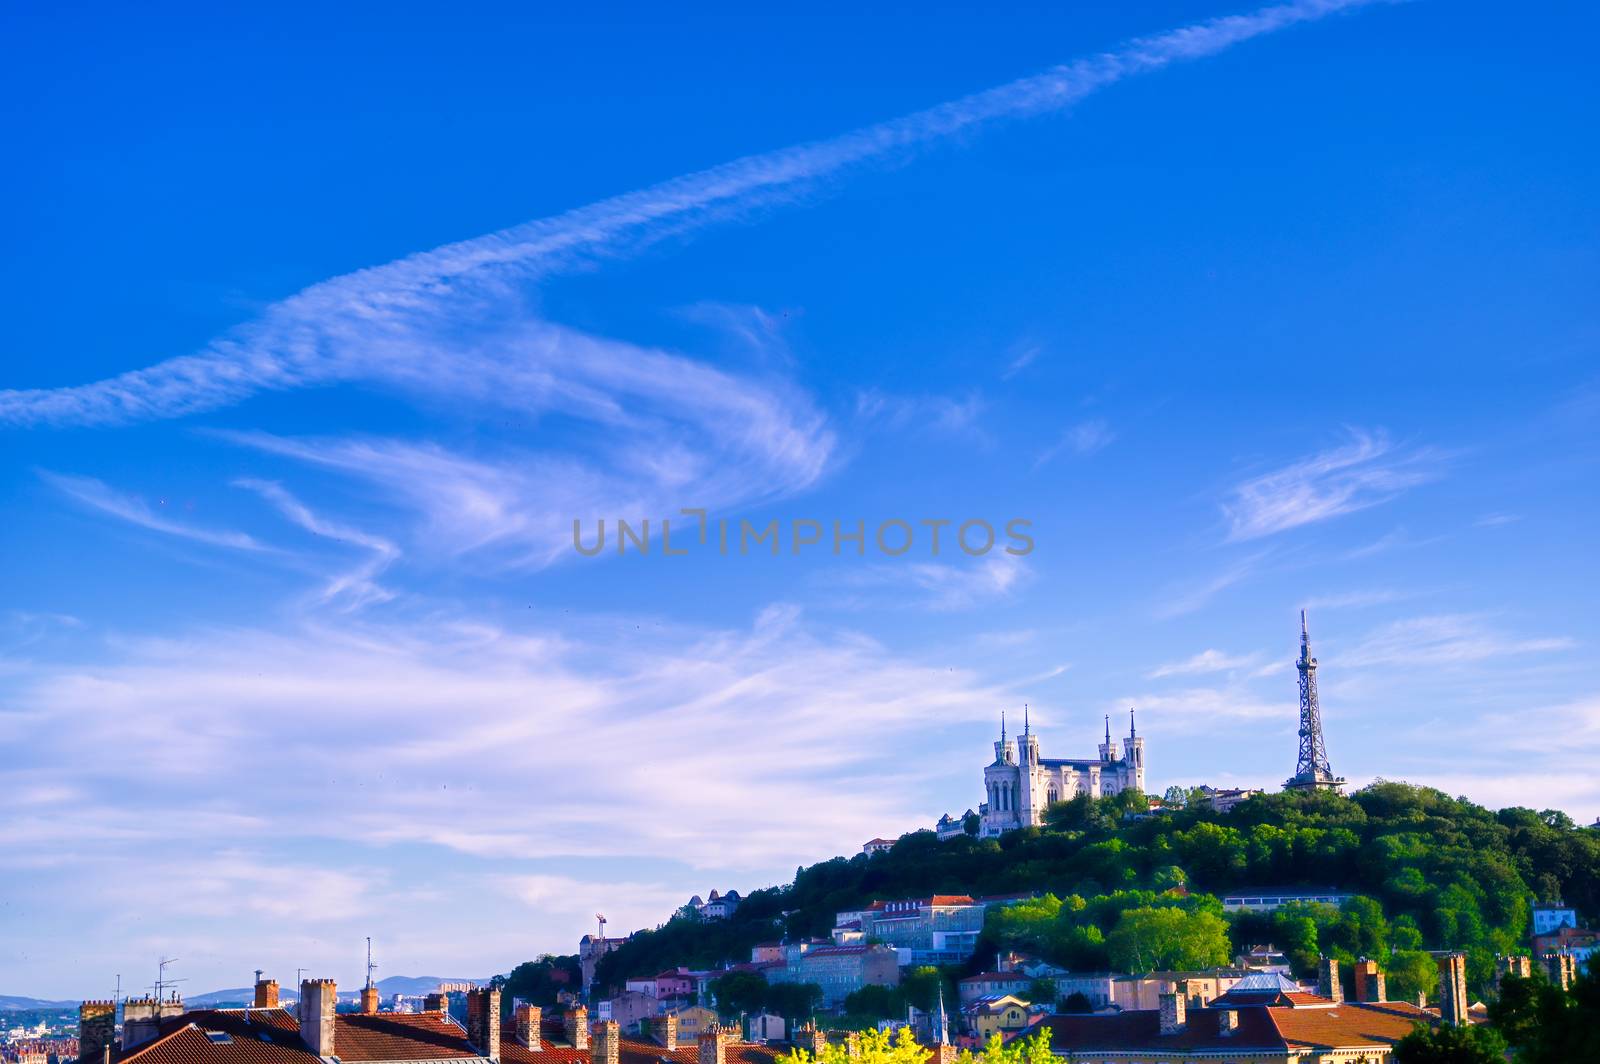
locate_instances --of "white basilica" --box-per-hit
[975,708,1145,837]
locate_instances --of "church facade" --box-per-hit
[977,710,1145,837]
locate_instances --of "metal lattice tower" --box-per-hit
[1286,610,1344,791]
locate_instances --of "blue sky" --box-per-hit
[2,0,1597,998]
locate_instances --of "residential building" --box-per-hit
[769,944,900,1007]
[663,1006,718,1042]
[957,973,1032,1006]
[1191,786,1263,814]
[862,838,896,856]
[686,891,742,921]
[934,812,975,841]
[959,996,1037,1041]
[1108,970,1250,1012]
[1532,902,1578,935]
[749,943,784,965]
[744,1014,784,1043]
[1219,887,1353,913]
[838,894,1028,966]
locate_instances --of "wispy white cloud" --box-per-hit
[1343,613,1574,668]
[1001,344,1042,381]
[1154,552,1267,619]
[1223,429,1440,541]
[1148,648,1263,678]
[42,471,273,553]
[0,0,1391,433]
[1301,588,1414,611]
[826,554,1032,611]
[235,478,400,610]
[1033,419,1114,470]
[855,389,986,438]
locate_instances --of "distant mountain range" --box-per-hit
[2,977,487,1012]
[0,995,78,1011]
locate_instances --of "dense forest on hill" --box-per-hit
[590,782,1600,1001]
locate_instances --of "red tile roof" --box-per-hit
[1039,1002,1435,1054]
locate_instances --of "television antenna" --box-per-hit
[153,958,187,1000]
[365,937,378,990]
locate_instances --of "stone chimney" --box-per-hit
[931,1045,957,1064]
[425,992,449,1015]
[1494,954,1532,991]
[592,1020,620,1064]
[121,998,162,1051]
[842,1032,860,1060]
[797,1023,827,1058]
[299,979,337,1058]
[514,1005,542,1050]
[1416,991,1428,1008]
[565,1006,590,1051]
[657,1014,677,1052]
[1353,958,1386,1003]
[1543,952,1576,991]
[465,988,501,1062]
[1157,991,1186,1035]
[1317,956,1343,1003]
[360,986,380,1015]
[255,979,280,1009]
[1436,953,1468,1026]
[78,1002,115,1063]
[697,1026,729,1064]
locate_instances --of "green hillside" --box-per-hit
[591,782,1600,1000]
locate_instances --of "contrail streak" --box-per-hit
[1,0,1394,428]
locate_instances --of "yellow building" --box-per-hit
[963,995,1036,1041]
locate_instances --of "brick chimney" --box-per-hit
[255,979,280,1009]
[465,988,501,1062]
[592,1020,620,1064]
[121,997,162,1051]
[77,1002,115,1063]
[1353,958,1386,1003]
[1317,956,1343,1003]
[931,1045,956,1064]
[657,1014,677,1052]
[425,992,449,1015]
[514,1005,542,1050]
[360,986,380,1015]
[299,979,337,1057]
[566,1006,590,1051]
[697,1026,729,1064]
[1158,991,1186,1035]
[1436,953,1468,1026]
[842,1032,860,1060]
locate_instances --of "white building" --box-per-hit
[975,709,1145,838]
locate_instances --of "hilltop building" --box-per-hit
[955,708,1144,839]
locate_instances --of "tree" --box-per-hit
[1487,965,1600,1063]
[1059,991,1093,1013]
[1162,786,1188,810]
[786,1029,1056,1064]
[1106,907,1230,972]
[1391,1022,1506,1063]
[764,982,823,1019]
[840,984,898,1023]
[710,970,768,1016]
[1385,950,1439,1007]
